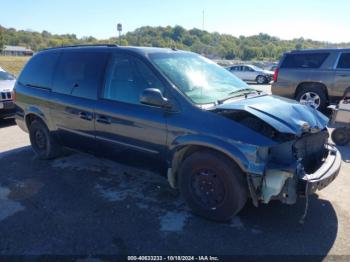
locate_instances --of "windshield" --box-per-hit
[249,65,263,71]
[149,52,249,104]
[0,71,15,81]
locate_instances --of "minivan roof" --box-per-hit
[40,45,186,55]
[290,48,350,53]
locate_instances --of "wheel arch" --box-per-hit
[167,136,250,189]
[24,106,50,130]
[294,82,329,101]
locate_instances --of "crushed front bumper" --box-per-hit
[300,145,341,194]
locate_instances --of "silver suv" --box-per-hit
[272,48,350,111]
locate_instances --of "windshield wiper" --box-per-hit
[217,88,262,104]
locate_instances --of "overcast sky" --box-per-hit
[1,0,349,43]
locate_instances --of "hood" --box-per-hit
[0,80,16,92]
[213,95,329,136]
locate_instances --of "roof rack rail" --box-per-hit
[41,44,119,51]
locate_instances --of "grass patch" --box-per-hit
[0,56,30,77]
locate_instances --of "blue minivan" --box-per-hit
[14,45,340,221]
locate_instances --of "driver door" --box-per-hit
[243,66,256,81]
[94,53,168,156]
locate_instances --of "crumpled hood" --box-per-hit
[214,95,329,136]
[0,80,16,92]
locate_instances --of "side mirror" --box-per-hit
[140,88,171,109]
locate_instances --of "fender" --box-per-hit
[167,134,264,188]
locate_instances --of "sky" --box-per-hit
[1,0,350,43]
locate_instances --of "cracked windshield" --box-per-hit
[151,53,248,104]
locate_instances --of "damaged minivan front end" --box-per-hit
[212,95,341,206]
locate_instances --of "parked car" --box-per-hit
[226,64,274,84]
[272,48,350,111]
[15,45,340,221]
[0,67,16,119]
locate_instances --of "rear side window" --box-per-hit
[280,53,329,69]
[52,51,109,100]
[18,52,59,88]
[337,53,350,69]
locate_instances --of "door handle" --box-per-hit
[79,111,93,121]
[336,74,349,77]
[96,115,111,125]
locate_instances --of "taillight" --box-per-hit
[273,68,279,82]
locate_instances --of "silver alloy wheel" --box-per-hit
[299,92,321,109]
[257,75,266,84]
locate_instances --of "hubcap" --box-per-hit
[191,169,225,210]
[35,130,47,150]
[257,76,265,84]
[299,92,321,109]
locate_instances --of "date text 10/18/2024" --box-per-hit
[127,256,220,261]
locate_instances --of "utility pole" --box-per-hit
[202,10,205,31]
[117,23,122,45]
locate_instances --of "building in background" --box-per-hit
[1,45,33,56]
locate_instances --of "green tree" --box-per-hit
[0,28,4,52]
[2,24,350,60]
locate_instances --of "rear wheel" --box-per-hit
[296,86,327,111]
[179,150,247,221]
[29,119,62,159]
[331,127,350,146]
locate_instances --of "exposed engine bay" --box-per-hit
[214,108,331,206]
[214,109,297,142]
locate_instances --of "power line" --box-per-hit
[202,10,205,30]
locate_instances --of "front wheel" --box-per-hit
[179,150,247,221]
[256,75,267,84]
[29,119,62,159]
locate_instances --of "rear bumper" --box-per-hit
[271,82,296,98]
[301,145,341,194]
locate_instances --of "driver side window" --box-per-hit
[103,54,165,104]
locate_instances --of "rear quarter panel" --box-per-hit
[272,68,335,99]
[15,83,55,131]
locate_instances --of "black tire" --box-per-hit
[179,150,247,221]
[331,127,350,146]
[29,119,62,159]
[256,75,267,84]
[295,86,327,111]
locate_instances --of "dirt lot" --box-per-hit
[0,56,30,77]
[0,85,349,258]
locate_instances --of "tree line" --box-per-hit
[1,25,350,60]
